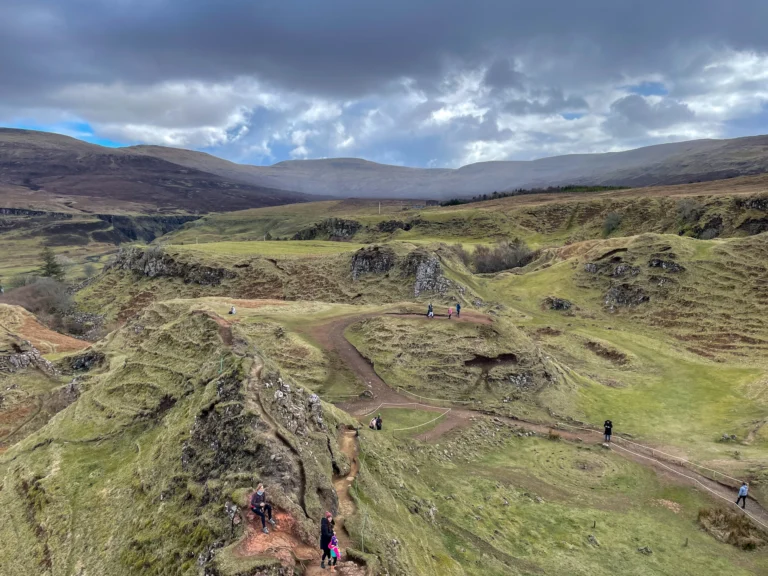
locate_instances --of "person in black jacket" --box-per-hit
[604,420,613,443]
[251,483,276,534]
[320,511,335,569]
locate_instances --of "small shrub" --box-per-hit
[83,263,97,278]
[7,274,38,289]
[602,212,622,237]
[473,239,535,273]
[699,228,719,240]
[450,244,472,267]
[0,277,72,316]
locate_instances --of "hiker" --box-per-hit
[369,416,377,430]
[737,482,749,509]
[320,511,335,569]
[376,414,383,430]
[456,302,461,318]
[251,483,276,534]
[448,307,453,320]
[427,303,434,318]
[328,531,341,571]
[603,420,613,443]
[229,305,236,315]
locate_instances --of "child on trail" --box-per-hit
[376,414,383,430]
[320,511,334,569]
[737,482,749,509]
[456,302,461,318]
[427,303,434,318]
[448,307,453,319]
[328,531,341,572]
[251,483,276,534]
[603,420,613,443]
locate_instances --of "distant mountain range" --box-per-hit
[3,128,768,212]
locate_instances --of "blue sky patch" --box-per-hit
[624,81,669,96]
[561,112,584,120]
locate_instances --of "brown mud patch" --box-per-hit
[584,341,629,365]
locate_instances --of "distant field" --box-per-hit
[172,240,365,256]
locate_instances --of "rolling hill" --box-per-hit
[0,129,312,213]
[129,135,768,199]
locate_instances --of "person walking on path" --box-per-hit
[251,483,276,534]
[427,303,434,318]
[448,307,453,320]
[320,511,334,569]
[456,302,461,318]
[737,482,749,509]
[328,531,341,572]
[603,420,613,443]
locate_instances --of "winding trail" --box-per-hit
[299,309,768,530]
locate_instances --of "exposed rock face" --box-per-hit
[403,249,454,297]
[109,246,236,285]
[694,215,723,239]
[648,259,686,273]
[292,218,361,241]
[67,350,106,372]
[736,196,768,212]
[737,217,768,236]
[0,207,72,219]
[95,214,199,243]
[264,376,327,436]
[612,263,640,277]
[543,296,572,311]
[350,246,396,280]
[376,220,412,233]
[584,263,599,274]
[604,284,649,311]
[0,341,58,375]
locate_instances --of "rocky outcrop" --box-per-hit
[263,376,327,437]
[543,296,572,311]
[737,217,768,236]
[0,341,58,375]
[108,246,236,285]
[735,196,768,212]
[292,218,361,241]
[376,220,412,233]
[0,207,72,219]
[67,350,106,372]
[403,249,454,297]
[648,259,686,273]
[604,284,649,311]
[612,263,640,277]
[350,246,396,280]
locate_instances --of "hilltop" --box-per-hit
[0,129,311,213]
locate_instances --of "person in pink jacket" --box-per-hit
[448,307,453,319]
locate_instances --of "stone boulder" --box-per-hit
[648,259,686,273]
[350,246,396,280]
[604,284,649,311]
[543,296,572,311]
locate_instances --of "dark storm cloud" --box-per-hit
[503,90,589,116]
[3,0,768,99]
[604,94,695,137]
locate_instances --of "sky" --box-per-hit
[2,1,768,168]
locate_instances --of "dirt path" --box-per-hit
[303,311,768,531]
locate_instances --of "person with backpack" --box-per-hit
[320,511,334,569]
[328,531,341,572]
[251,483,276,534]
[737,482,749,509]
[376,414,383,430]
[604,420,613,443]
[456,302,461,318]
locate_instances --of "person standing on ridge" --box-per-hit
[320,511,334,569]
[603,420,613,443]
[737,482,749,509]
[456,302,461,318]
[251,483,276,534]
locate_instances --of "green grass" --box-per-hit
[171,240,365,257]
[359,407,446,438]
